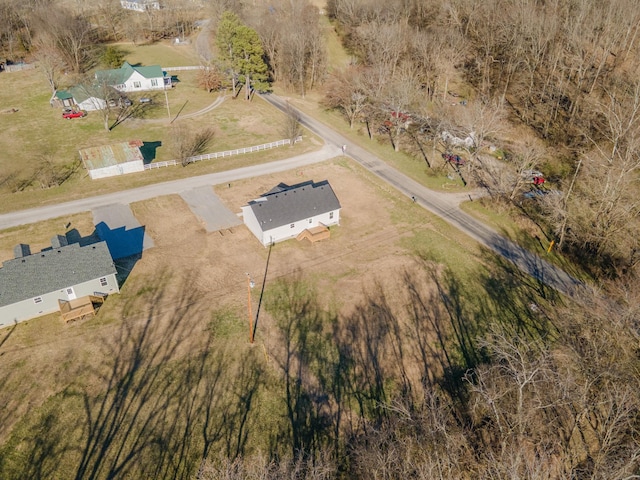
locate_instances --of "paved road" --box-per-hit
[0,92,585,298]
[195,19,212,63]
[0,144,339,231]
[261,94,586,299]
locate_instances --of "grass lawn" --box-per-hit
[0,55,322,214]
[111,40,201,67]
[0,155,556,478]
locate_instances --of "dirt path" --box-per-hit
[176,94,227,120]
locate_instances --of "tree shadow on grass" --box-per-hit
[473,244,562,342]
[0,269,266,480]
[261,251,563,460]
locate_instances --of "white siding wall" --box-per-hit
[241,206,263,242]
[244,208,341,247]
[88,160,144,179]
[122,71,165,92]
[78,97,107,112]
[0,274,119,327]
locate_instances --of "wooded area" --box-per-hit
[1,0,639,478]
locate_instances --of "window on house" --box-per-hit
[308,218,312,224]
[133,81,141,88]
[34,297,42,304]
[151,78,158,87]
[329,212,334,219]
[100,277,108,287]
[290,223,295,228]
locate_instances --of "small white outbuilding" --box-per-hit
[79,140,145,180]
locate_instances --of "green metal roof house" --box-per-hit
[53,86,108,112]
[0,238,119,327]
[95,62,170,92]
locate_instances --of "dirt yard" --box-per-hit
[129,157,425,319]
[0,157,462,445]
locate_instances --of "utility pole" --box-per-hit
[246,273,255,343]
[164,88,171,120]
[559,158,582,248]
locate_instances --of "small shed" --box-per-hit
[79,140,145,179]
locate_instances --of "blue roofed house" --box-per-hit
[0,237,119,327]
[241,180,341,247]
[95,62,170,92]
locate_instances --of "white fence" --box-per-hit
[144,136,303,170]
[162,66,205,72]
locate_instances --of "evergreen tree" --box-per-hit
[216,11,242,97]
[216,11,269,100]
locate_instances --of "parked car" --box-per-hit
[62,109,86,119]
[139,97,152,104]
[107,97,132,108]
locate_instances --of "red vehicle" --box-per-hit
[533,176,546,187]
[62,109,86,119]
[442,152,466,166]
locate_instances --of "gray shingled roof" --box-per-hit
[248,180,341,231]
[0,241,117,307]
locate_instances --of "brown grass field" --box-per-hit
[0,157,490,463]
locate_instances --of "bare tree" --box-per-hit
[197,65,223,93]
[32,7,96,73]
[322,67,369,129]
[281,102,302,145]
[32,41,64,94]
[170,125,215,166]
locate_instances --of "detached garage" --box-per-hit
[79,140,145,179]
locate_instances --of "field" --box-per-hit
[0,154,548,478]
[0,41,320,213]
[0,30,564,478]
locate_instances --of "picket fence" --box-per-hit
[144,137,302,170]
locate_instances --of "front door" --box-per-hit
[66,287,76,300]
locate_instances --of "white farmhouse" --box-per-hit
[95,62,170,93]
[242,180,341,247]
[52,86,108,112]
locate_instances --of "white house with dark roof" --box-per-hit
[0,238,119,326]
[95,62,170,92]
[241,180,341,246]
